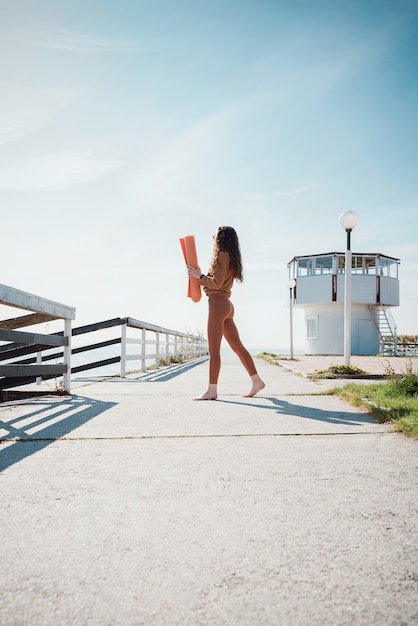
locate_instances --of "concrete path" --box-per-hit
[275,353,418,379]
[0,356,417,626]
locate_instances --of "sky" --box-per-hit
[1,0,418,351]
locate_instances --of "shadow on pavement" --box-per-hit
[0,395,117,472]
[125,357,208,382]
[217,396,374,426]
[72,357,209,384]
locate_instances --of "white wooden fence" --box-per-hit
[70,317,207,377]
[0,285,207,394]
[119,317,207,376]
[0,283,75,393]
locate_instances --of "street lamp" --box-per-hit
[287,278,296,359]
[339,210,359,366]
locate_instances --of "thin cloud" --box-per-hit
[0,85,78,145]
[0,155,127,190]
[15,27,140,53]
[246,262,286,271]
[275,184,321,198]
[126,107,235,205]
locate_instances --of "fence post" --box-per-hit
[121,323,127,377]
[63,318,72,393]
[141,328,146,372]
[156,331,160,369]
[36,349,42,386]
[165,332,170,365]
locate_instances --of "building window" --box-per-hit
[337,255,345,273]
[306,316,318,339]
[352,255,364,274]
[379,258,399,278]
[297,258,313,276]
[314,255,334,275]
[296,255,335,276]
[364,256,377,274]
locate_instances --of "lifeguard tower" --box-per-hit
[287,251,400,355]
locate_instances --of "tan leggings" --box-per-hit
[207,295,257,384]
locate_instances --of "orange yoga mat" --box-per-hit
[180,235,202,302]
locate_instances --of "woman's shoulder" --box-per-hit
[216,250,230,267]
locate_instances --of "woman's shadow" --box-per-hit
[217,396,374,427]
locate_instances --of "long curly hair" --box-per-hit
[210,226,243,282]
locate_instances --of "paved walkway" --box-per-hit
[0,356,417,626]
[275,353,418,379]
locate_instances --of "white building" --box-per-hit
[287,252,400,356]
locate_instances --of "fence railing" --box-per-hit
[0,283,76,392]
[69,317,207,377]
[385,338,418,357]
[0,304,207,393]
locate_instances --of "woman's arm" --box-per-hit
[198,252,229,288]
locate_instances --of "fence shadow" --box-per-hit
[0,395,117,472]
[133,357,208,382]
[83,357,209,383]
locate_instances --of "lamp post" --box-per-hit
[339,210,359,366]
[287,278,296,359]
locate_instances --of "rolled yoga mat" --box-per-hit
[180,235,202,302]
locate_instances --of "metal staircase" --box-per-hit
[369,305,398,356]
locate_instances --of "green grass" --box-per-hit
[255,352,292,365]
[330,381,418,437]
[329,360,418,438]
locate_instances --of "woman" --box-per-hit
[187,226,265,400]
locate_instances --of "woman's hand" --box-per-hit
[187,264,202,279]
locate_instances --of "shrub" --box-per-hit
[312,364,367,379]
[383,359,418,397]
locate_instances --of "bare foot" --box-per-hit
[194,384,217,401]
[244,377,265,398]
[193,392,218,401]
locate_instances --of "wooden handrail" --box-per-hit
[0,282,75,392]
[0,309,207,392]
